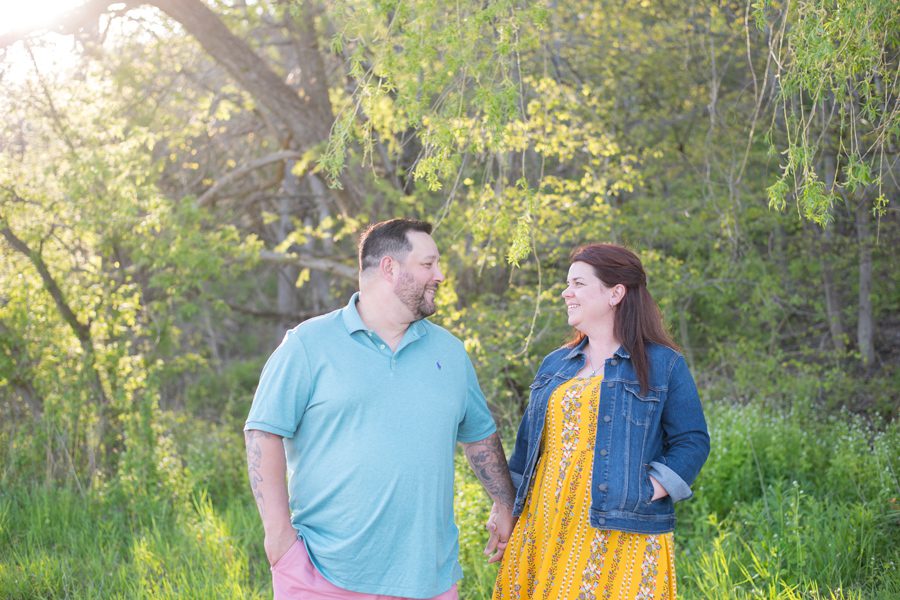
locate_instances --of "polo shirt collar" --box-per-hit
[341,292,368,334]
[341,292,429,340]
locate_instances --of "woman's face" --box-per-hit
[562,261,620,331]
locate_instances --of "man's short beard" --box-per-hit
[396,272,437,319]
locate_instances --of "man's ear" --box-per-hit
[379,255,396,281]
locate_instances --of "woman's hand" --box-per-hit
[484,502,518,563]
[649,475,669,501]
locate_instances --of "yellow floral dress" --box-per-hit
[493,376,676,600]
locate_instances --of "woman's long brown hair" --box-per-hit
[566,243,679,394]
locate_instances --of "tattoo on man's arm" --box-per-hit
[464,433,516,509]
[245,430,267,518]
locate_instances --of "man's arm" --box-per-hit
[460,432,517,563]
[244,429,297,565]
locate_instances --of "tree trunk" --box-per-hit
[855,200,875,367]
[148,0,360,214]
[820,224,846,354]
[275,174,300,338]
[818,154,846,354]
[151,0,329,145]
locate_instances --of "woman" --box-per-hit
[492,243,710,600]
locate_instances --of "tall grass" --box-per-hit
[0,488,266,599]
[1,399,897,598]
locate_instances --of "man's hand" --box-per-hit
[265,526,298,566]
[484,502,517,563]
[245,429,296,566]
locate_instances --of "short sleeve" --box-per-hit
[244,330,312,438]
[456,354,497,443]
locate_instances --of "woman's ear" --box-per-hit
[610,284,626,306]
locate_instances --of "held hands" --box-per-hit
[265,526,298,567]
[484,502,517,564]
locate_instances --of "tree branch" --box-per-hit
[0,209,109,408]
[198,150,304,207]
[0,223,92,346]
[259,249,357,281]
[3,0,361,215]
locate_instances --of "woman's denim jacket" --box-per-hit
[508,338,710,534]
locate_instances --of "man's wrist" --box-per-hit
[493,500,514,512]
[263,521,295,536]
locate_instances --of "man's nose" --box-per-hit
[434,265,445,282]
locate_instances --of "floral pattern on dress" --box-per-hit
[635,535,662,600]
[555,380,586,500]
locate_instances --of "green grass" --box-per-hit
[1,400,898,598]
[0,488,267,599]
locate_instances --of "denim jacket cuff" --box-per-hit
[649,461,693,503]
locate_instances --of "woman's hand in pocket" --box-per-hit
[649,475,669,502]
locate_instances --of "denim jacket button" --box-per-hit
[610,359,618,366]
[598,518,606,525]
[606,381,614,387]
[603,415,611,423]
[597,483,608,492]
[599,449,608,456]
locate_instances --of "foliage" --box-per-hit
[0,1,898,598]
[0,61,261,499]
[2,398,897,598]
[760,0,899,223]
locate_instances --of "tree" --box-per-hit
[762,0,899,367]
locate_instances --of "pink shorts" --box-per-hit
[271,539,459,600]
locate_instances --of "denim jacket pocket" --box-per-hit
[526,375,552,418]
[635,467,673,514]
[529,374,552,391]
[622,383,660,426]
[642,468,655,505]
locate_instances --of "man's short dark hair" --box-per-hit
[358,218,433,271]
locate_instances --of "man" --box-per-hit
[244,218,516,600]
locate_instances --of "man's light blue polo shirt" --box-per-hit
[245,293,496,598]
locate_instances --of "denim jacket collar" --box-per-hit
[561,336,631,361]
